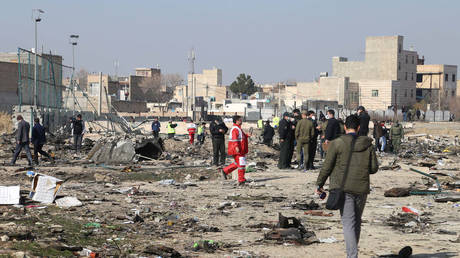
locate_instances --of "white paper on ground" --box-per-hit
[30,174,63,204]
[55,196,82,207]
[0,185,20,205]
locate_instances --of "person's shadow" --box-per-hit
[411,253,458,258]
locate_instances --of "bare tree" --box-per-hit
[161,73,184,92]
[138,76,172,103]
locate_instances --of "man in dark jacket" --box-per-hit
[10,115,33,166]
[210,117,228,166]
[357,106,370,136]
[31,118,52,165]
[151,117,161,138]
[71,114,85,153]
[324,109,340,143]
[316,115,378,258]
[262,121,275,146]
[278,112,295,169]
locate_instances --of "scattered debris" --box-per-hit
[29,174,63,204]
[264,213,318,245]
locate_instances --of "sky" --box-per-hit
[2,0,459,84]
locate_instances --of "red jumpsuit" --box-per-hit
[223,123,249,183]
[187,123,196,144]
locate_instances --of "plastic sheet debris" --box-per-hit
[55,196,83,208]
[401,206,419,216]
[319,236,338,243]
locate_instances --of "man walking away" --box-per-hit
[197,122,206,145]
[308,111,320,169]
[31,118,53,165]
[221,115,252,185]
[295,110,314,171]
[187,120,197,144]
[316,115,379,258]
[324,110,340,148]
[10,115,33,166]
[278,112,295,169]
[357,106,370,136]
[167,120,178,139]
[262,121,275,146]
[390,121,404,154]
[151,117,161,138]
[210,117,228,166]
[71,114,85,154]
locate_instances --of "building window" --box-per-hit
[412,56,415,64]
[398,44,402,53]
[411,89,413,98]
[405,55,408,64]
[445,74,449,81]
[405,72,408,80]
[411,73,414,81]
[404,89,408,97]
[453,74,456,81]
[453,90,456,97]
[416,74,423,82]
[372,90,379,97]
[398,62,401,71]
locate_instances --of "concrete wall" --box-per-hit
[358,80,397,110]
[0,61,19,113]
[295,77,357,108]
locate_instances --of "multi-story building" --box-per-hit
[332,35,417,110]
[416,64,457,109]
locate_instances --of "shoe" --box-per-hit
[221,169,227,180]
[297,164,304,170]
[238,181,246,187]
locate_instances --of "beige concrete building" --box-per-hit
[458,80,460,97]
[416,64,457,109]
[332,35,417,110]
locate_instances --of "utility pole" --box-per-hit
[98,72,102,116]
[188,48,195,119]
[32,9,44,116]
[278,82,281,116]
[69,34,79,116]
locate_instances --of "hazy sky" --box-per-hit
[2,1,459,84]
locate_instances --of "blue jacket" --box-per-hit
[151,121,161,132]
[31,123,46,145]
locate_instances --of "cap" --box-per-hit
[283,112,290,117]
[357,106,365,111]
[292,108,300,114]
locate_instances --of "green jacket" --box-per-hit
[317,134,379,194]
[390,124,404,139]
[295,118,314,143]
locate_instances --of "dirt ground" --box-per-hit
[0,121,459,257]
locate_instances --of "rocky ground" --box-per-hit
[0,122,459,257]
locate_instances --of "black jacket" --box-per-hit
[210,121,228,139]
[279,119,294,141]
[358,112,370,136]
[262,125,275,140]
[32,123,46,145]
[308,118,319,139]
[325,118,340,141]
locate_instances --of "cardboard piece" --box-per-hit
[29,174,63,204]
[0,185,20,205]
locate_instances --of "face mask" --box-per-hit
[312,116,316,120]
[325,115,330,119]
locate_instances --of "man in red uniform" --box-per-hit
[187,120,197,144]
[221,115,252,185]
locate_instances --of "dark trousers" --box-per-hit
[263,138,273,146]
[212,138,226,165]
[278,139,293,169]
[168,133,175,139]
[152,131,159,138]
[73,134,83,153]
[308,139,317,168]
[33,143,51,163]
[11,142,33,165]
[197,134,205,144]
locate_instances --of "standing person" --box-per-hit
[210,117,228,166]
[291,109,303,166]
[262,120,275,146]
[31,118,53,165]
[357,106,370,136]
[10,115,33,166]
[389,121,404,154]
[272,115,280,129]
[278,112,295,169]
[372,120,383,151]
[197,122,206,145]
[71,114,85,154]
[319,111,325,121]
[308,111,320,169]
[167,120,178,139]
[221,115,252,185]
[316,115,379,258]
[151,117,161,138]
[187,120,197,144]
[319,116,327,159]
[323,110,340,149]
[295,110,314,171]
[379,121,387,153]
[257,118,263,130]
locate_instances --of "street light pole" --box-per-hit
[32,9,44,114]
[69,34,79,116]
